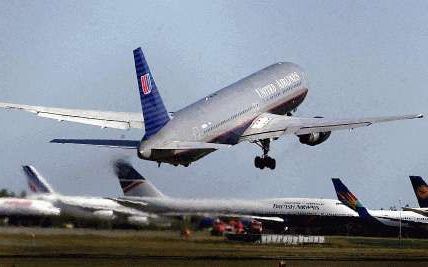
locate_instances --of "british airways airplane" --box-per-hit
[112,161,359,232]
[0,48,423,169]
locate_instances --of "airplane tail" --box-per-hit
[331,178,371,219]
[113,160,164,198]
[22,166,55,194]
[409,176,428,208]
[133,47,170,140]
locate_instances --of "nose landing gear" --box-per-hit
[253,139,276,170]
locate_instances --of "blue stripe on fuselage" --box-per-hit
[154,88,308,165]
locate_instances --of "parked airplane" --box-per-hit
[332,178,428,229]
[403,176,428,217]
[0,197,60,217]
[112,161,359,231]
[409,176,428,208]
[22,165,153,225]
[0,48,423,169]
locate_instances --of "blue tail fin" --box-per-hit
[22,166,55,194]
[133,48,170,140]
[114,160,164,198]
[331,178,370,219]
[409,176,428,208]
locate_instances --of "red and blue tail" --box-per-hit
[114,160,164,198]
[22,166,55,194]
[133,48,170,140]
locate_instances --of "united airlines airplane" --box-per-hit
[112,161,359,230]
[332,178,428,230]
[0,48,423,169]
[22,165,153,225]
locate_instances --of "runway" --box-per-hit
[0,227,428,266]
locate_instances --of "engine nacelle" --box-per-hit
[298,131,331,146]
[127,216,149,226]
[93,210,115,220]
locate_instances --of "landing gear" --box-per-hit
[253,139,276,170]
[254,156,276,169]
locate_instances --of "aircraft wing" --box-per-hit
[220,214,284,223]
[151,141,232,150]
[162,212,284,222]
[59,197,150,217]
[50,139,231,150]
[112,198,283,222]
[403,207,428,217]
[109,198,149,211]
[240,113,424,142]
[0,102,144,129]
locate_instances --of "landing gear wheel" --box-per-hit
[253,139,276,170]
[254,156,262,169]
[266,157,276,170]
[254,156,276,170]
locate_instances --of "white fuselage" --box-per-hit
[369,209,428,228]
[0,198,60,217]
[28,194,148,223]
[124,196,358,222]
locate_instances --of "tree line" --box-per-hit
[0,189,26,198]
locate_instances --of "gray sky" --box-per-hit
[0,0,427,209]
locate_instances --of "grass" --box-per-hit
[0,227,427,266]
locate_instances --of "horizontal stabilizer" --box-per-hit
[0,102,144,129]
[50,139,140,149]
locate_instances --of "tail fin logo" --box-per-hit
[140,73,152,95]
[338,192,359,210]
[416,185,428,199]
[28,181,38,193]
[120,180,144,194]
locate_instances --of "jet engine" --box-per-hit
[127,216,149,226]
[93,210,115,220]
[298,131,331,146]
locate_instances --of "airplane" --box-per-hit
[402,176,428,217]
[0,48,423,169]
[22,165,154,226]
[0,197,60,218]
[332,178,428,230]
[111,160,360,232]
